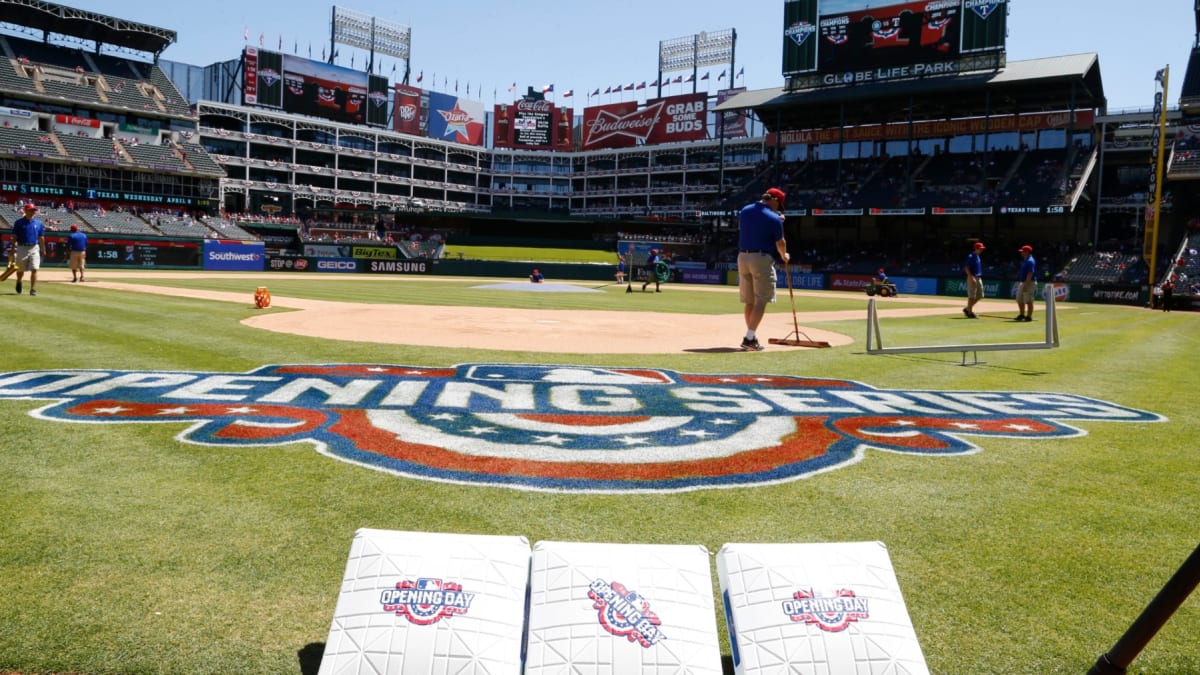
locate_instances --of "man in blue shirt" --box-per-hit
[962,241,984,318]
[11,202,45,296]
[1015,245,1037,321]
[737,187,790,351]
[641,248,663,293]
[67,223,88,283]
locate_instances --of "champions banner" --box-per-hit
[581,93,707,150]
[427,92,485,146]
[393,84,423,136]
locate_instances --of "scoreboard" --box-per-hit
[782,0,1006,89]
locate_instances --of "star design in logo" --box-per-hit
[438,103,474,139]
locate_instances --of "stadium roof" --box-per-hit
[0,0,176,56]
[716,54,1106,133]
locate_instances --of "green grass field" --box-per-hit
[1,272,1197,674]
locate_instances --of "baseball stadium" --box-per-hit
[0,0,1197,673]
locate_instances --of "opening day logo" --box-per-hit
[380,578,474,625]
[782,589,869,633]
[0,364,1163,494]
[588,579,666,647]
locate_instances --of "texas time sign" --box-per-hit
[0,364,1162,493]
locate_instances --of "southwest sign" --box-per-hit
[0,364,1162,493]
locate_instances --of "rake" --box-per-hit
[768,263,832,349]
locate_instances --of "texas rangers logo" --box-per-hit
[785,21,816,47]
[380,578,474,625]
[258,69,280,88]
[965,0,1003,20]
[588,579,666,648]
[782,589,869,633]
[0,364,1163,494]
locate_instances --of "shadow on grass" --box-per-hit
[684,347,750,354]
[856,351,1052,375]
[299,642,324,675]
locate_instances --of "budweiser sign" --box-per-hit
[584,101,664,148]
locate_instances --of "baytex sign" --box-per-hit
[0,364,1161,493]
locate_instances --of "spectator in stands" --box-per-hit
[736,188,789,351]
[963,241,985,319]
[67,224,87,283]
[1015,245,1036,322]
[11,203,45,296]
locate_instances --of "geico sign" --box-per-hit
[317,260,357,271]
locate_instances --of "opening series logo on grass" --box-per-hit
[0,363,1163,493]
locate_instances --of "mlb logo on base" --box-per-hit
[718,541,930,675]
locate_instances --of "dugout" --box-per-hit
[716,54,1106,259]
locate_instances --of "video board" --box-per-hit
[782,0,1006,88]
[243,48,388,127]
[493,99,574,150]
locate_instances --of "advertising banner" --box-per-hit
[582,94,708,150]
[777,270,826,290]
[203,240,265,271]
[0,107,35,130]
[427,91,485,146]
[775,110,1095,146]
[363,259,434,275]
[243,47,259,104]
[716,88,748,139]
[555,105,574,150]
[313,258,361,273]
[393,84,423,136]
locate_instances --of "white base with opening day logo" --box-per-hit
[718,541,930,675]
[524,541,723,673]
[317,529,531,675]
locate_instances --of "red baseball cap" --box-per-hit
[22,202,37,211]
[69,224,79,231]
[764,187,786,208]
[1019,245,1033,253]
[973,242,986,250]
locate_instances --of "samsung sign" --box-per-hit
[203,241,265,271]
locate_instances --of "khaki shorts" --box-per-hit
[69,251,86,271]
[16,245,40,271]
[1016,283,1036,304]
[967,277,983,301]
[738,251,777,305]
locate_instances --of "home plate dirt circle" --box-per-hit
[74,272,1003,354]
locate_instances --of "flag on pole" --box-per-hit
[635,81,645,90]
[672,75,683,84]
[603,86,612,94]
[623,83,634,91]
[737,66,744,79]
[563,89,573,98]
[321,47,326,61]
[508,82,516,92]
[684,73,694,83]
[308,43,312,58]
[650,78,659,87]
[541,83,554,93]
[417,71,423,83]
[259,32,264,47]
[590,88,600,97]
[278,35,282,50]
[717,70,726,80]
[293,40,297,54]
[700,72,710,81]
[351,54,355,68]
[243,26,248,42]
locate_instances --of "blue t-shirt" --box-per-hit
[13,216,44,246]
[738,202,784,252]
[1018,255,1036,282]
[68,231,88,252]
[965,252,982,277]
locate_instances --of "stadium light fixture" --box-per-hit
[658,28,735,73]
[331,6,411,61]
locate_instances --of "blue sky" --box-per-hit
[8,0,1195,112]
